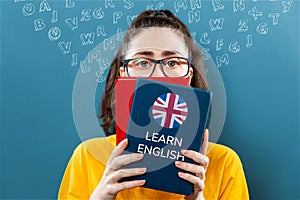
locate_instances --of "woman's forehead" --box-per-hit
[125,27,189,58]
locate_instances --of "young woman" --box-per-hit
[59,10,249,200]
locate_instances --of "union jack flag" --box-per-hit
[152,93,188,128]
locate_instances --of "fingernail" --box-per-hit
[181,149,188,155]
[178,172,184,177]
[175,161,182,166]
[139,168,147,173]
[121,138,128,146]
[136,153,144,159]
[139,180,146,185]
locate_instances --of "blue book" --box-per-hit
[121,78,212,195]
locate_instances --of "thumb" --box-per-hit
[200,129,209,155]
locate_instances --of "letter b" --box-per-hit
[34,18,45,31]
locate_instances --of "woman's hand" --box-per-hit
[175,129,209,200]
[90,139,146,200]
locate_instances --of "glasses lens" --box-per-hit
[162,57,189,77]
[127,58,154,77]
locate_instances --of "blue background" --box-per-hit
[1,0,299,199]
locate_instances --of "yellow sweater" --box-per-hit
[58,135,249,199]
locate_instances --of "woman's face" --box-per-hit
[120,27,193,81]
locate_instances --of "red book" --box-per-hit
[115,77,189,145]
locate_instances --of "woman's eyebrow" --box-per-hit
[132,51,154,57]
[131,50,183,57]
[161,51,183,56]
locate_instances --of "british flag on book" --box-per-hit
[152,93,188,129]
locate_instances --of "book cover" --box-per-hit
[121,78,212,195]
[115,77,189,145]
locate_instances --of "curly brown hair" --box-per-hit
[99,10,208,136]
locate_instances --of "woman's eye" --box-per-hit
[166,61,179,68]
[136,60,151,68]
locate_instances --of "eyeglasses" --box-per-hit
[123,57,191,77]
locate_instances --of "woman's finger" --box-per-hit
[107,138,128,165]
[181,150,209,169]
[108,153,144,170]
[178,172,204,191]
[108,180,146,194]
[175,161,205,179]
[200,129,209,155]
[110,167,147,182]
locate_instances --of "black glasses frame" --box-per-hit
[123,56,191,77]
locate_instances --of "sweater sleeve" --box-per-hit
[58,137,115,200]
[58,144,90,200]
[218,146,249,200]
[204,143,249,199]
